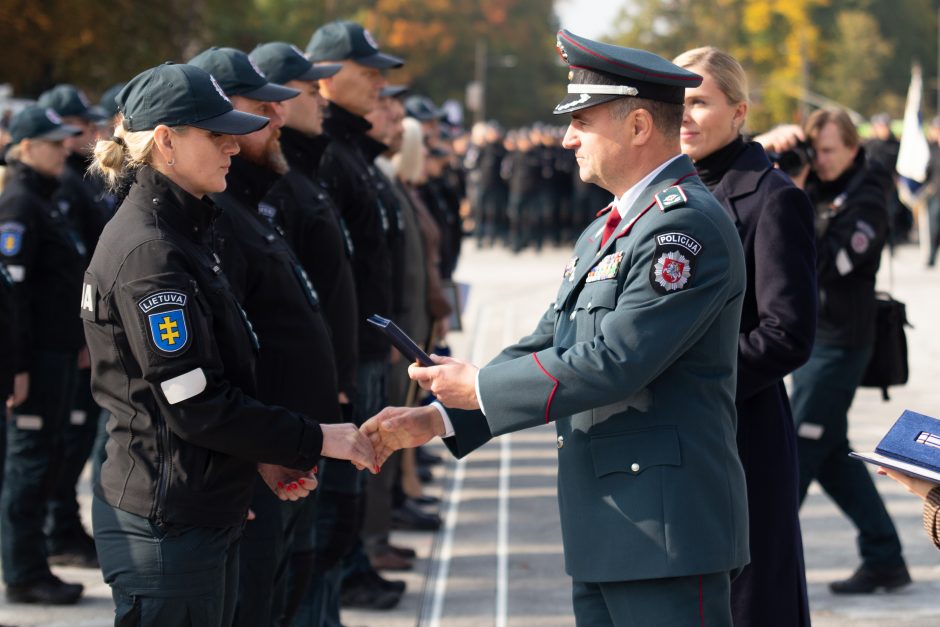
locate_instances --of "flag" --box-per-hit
[896,63,930,189]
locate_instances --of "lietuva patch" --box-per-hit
[649,232,701,294]
[0,222,24,257]
[138,291,191,356]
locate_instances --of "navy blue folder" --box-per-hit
[850,410,940,484]
[366,315,434,367]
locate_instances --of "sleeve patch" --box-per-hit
[138,291,192,356]
[649,232,701,294]
[850,231,870,254]
[0,222,25,257]
[654,185,688,212]
[79,280,97,321]
[161,367,207,404]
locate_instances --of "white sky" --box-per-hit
[554,0,628,40]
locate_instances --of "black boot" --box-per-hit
[829,564,912,594]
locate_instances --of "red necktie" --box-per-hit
[600,209,622,247]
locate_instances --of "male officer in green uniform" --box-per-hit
[363,30,749,625]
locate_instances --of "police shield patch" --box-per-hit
[649,231,701,295]
[148,309,189,354]
[0,223,24,257]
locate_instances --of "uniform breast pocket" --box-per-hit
[573,280,619,342]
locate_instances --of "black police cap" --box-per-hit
[98,83,126,119]
[8,105,82,145]
[306,21,403,69]
[37,84,106,122]
[552,29,702,114]
[188,47,300,102]
[117,63,269,135]
[250,42,341,85]
[380,84,409,99]
[405,95,446,121]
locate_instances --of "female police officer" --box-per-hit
[674,47,817,627]
[83,62,376,626]
[0,105,86,605]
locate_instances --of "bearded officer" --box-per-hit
[363,30,749,626]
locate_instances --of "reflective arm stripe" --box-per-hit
[160,367,207,405]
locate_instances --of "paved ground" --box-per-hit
[2,241,939,626]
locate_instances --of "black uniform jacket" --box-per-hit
[212,156,341,424]
[82,167,322,528]
[806,149,888,348]
[705,140,816,626]
[319,103,393,361]
[0,161,86,371]
[59,152,110,255]
[274,127,358,396]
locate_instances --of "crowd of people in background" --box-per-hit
[1,17,940,627]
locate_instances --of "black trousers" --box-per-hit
[792,342,905,570]
[0,349,77,585]
[93,495,242,627]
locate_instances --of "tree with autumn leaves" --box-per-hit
[0,0,561,127]
[607,0,937,131]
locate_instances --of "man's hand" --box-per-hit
[258,463,318,501]
[879,466,936,500]
[320,423,379,473]
[408,355,480,410]
[6,372,28,409]
[361,406,445,466]
[753,124,804,153]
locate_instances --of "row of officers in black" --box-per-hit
[0,21,468,624]
[0,22,915,627]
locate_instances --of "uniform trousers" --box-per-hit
[46,366,103,551]
[93,495,242,627]
[572,572,732,627]
[0,349,78,585]
[792,342,905,569]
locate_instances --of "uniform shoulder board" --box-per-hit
[654,185,688,212]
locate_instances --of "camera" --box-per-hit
[767,140,816,177]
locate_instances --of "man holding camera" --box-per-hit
[759,107,910,594]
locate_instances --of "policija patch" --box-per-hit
[649,232,702,294]
[138,291,191,356]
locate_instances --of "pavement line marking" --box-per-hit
[496,302,515,627]
[427,301,490,627]
[428,457,467,627]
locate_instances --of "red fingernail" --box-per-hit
[313,465,318,474]
[299,478,306,485]
[291,482,299,490]
[277,482,284,488]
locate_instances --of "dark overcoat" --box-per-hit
[709,142,816,627]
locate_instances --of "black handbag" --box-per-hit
[861,291,911,400]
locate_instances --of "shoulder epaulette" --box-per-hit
[654,185,688,212]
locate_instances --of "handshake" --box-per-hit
[262,354,480,501]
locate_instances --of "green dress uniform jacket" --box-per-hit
[444,156,750,583]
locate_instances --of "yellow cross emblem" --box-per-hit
[159,316,180,345]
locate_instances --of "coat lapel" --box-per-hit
[560,156,698,306]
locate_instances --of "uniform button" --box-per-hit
[557,436,565,449]
[569,311,576,321]
[586,301,592,309]
[631,462,640,473]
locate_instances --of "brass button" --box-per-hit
[631,462,640,473]
[557,436,565,449]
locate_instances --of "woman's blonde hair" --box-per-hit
[673,46,749,106]
[90,116,184,191]
[393,117,426,185]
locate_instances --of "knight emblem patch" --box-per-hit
[0,223,24,257]
[649,231,701,294]
[563,256,578,282]
[586,251,623,283]
[139,291,192,356]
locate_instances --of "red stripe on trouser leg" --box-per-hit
[531,353,559,424]
[699,575,704,626]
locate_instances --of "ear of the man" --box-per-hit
[631,109,654,146]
